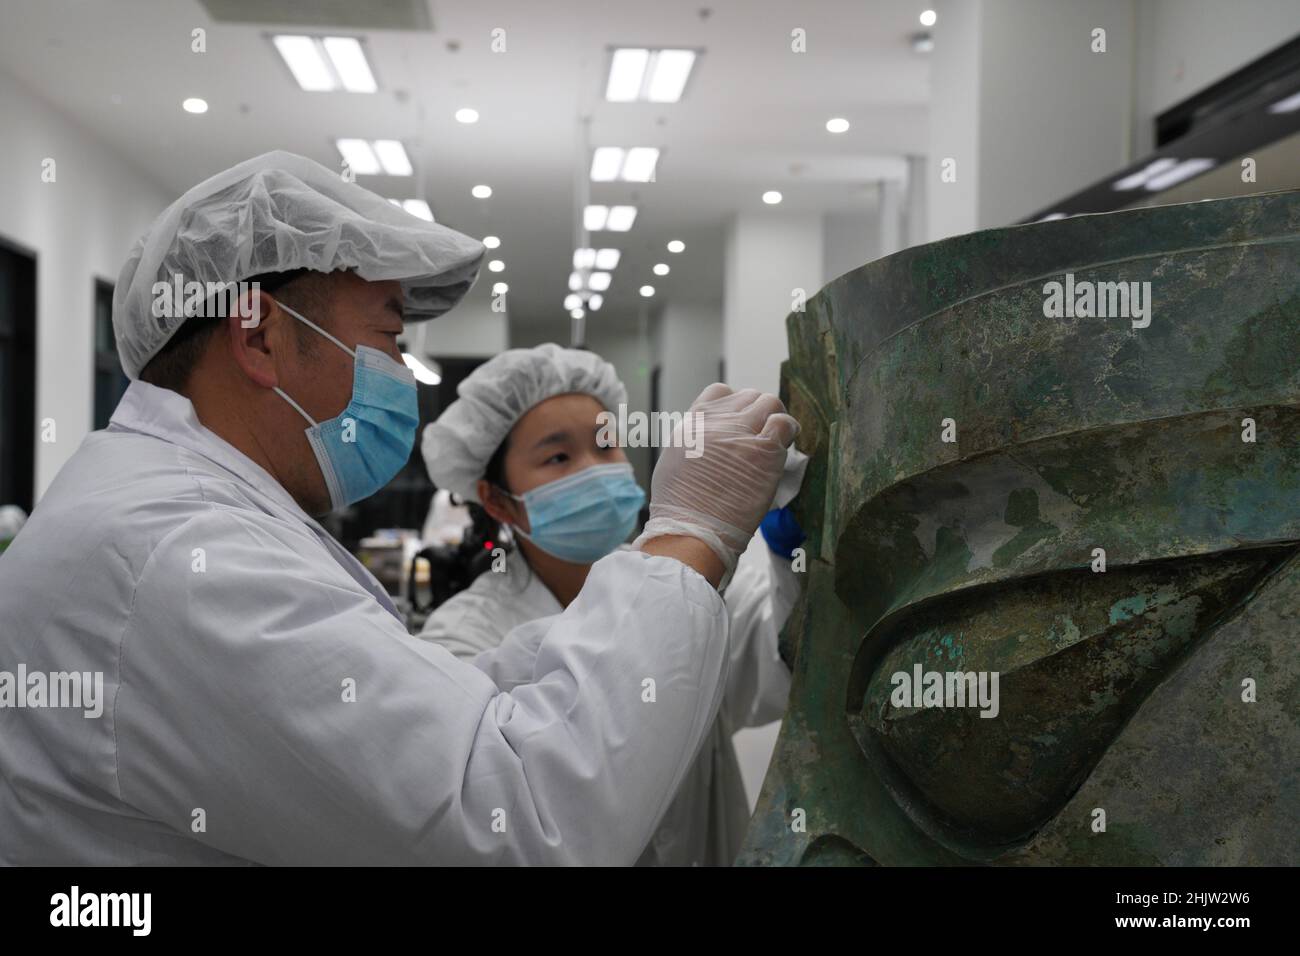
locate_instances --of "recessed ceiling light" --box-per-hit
[639,285,655,298]
[472,184,493,199]
[621,147,659,182]
[336,138,381,175]
[373,140,412,176]
[455,107,479,124]
[589,272,612,291]
[273,35,377,93]
[588,294,604,311]
[667,239,685,253]
[493,282,509,294]
[488,259,505,272]
[594,248,621,270]
[590,147,625,182]
[920,10,937,27]
[570,308,585,319]
[182,97,208,114]
[606,48,697,103]
[653,263,669,276]
[826,117,850,134]
[762,190,783,204]
[584,205,608,231]
[401,200,433,221]
[573,248,596,269]
[605,206,637,231]
[1111,157,1178,191]
[1268,90,1300,113]
[564,294,583,311]
[483,235,501,249]
[569,272,583,291]
[321,37,377,93]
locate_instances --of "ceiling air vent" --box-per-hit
[195,0,432,31]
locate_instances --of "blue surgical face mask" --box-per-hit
[273,302,419,512]
[504,462,646,565]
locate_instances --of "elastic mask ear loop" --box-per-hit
[272,300,356,424]
[492,484,531,545]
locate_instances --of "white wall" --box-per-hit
[927,0,985,241]
[653,302,722,417]
[823,212,881,286]
[414,296,507,360]
[722,213,824,397]
[0,68,170,498]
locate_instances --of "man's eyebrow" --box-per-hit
[384,297,405,320]
[531,430,570,450]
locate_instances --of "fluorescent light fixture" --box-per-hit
[762,190,783,204]
[483,235,501,249]
[564,294,583,310]
[605,48,696,103]
[1036,212,1068,222]
[401,200,433,221]
[569,272,583,291]
[588,294,603,311]
[455,107,480,124]
[373,140,412,176]
[321,37,377,93]
[574,248,597,269]
[488,260,505,273]
[639,285,655,298]
[1111,157,1178,191]
[584,205,609,231]
[647,49,696,102]
[653,263,669,276]
[182,97,208,114]
[1144,157,1215,191]
[274,35,378,93]
[594,248,621,270]
[570,308,585,319]
[273,36,333,91]
[605,206,637,231]
[667,239,685,253]
[621,147,659,182]
[588,272,612,291]
[493,282,509,294]
[590,147,625,182]
[606,48,650,102]
[920,10,937,27]
[1267,90,1300,113]
[472,184,493,199]
[336,138,381,175]
[826,117,850,134]
[402,353,441,385]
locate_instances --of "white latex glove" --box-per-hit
[634,383,799,579]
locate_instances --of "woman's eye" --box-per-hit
[544,453,568,466]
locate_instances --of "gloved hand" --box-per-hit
[760,506,806,560]
[634,383,799,578]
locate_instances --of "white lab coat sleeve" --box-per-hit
[114,510,729,865]
[718,531,799,729]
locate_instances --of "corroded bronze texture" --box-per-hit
[740,191,1300,866]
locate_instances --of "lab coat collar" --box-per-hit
[109,380,316,525]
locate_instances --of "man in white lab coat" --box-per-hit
[0,152,798,865]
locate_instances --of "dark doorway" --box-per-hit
[0,240,37,514]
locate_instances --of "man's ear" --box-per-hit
[225,288,282,389]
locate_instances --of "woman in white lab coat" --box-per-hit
[419,343,805,866]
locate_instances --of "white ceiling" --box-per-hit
[0,0,931,329]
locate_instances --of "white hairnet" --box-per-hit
[423,343,627,503]
[113,150,485,379]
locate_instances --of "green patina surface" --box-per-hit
[739,190,1300,866]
